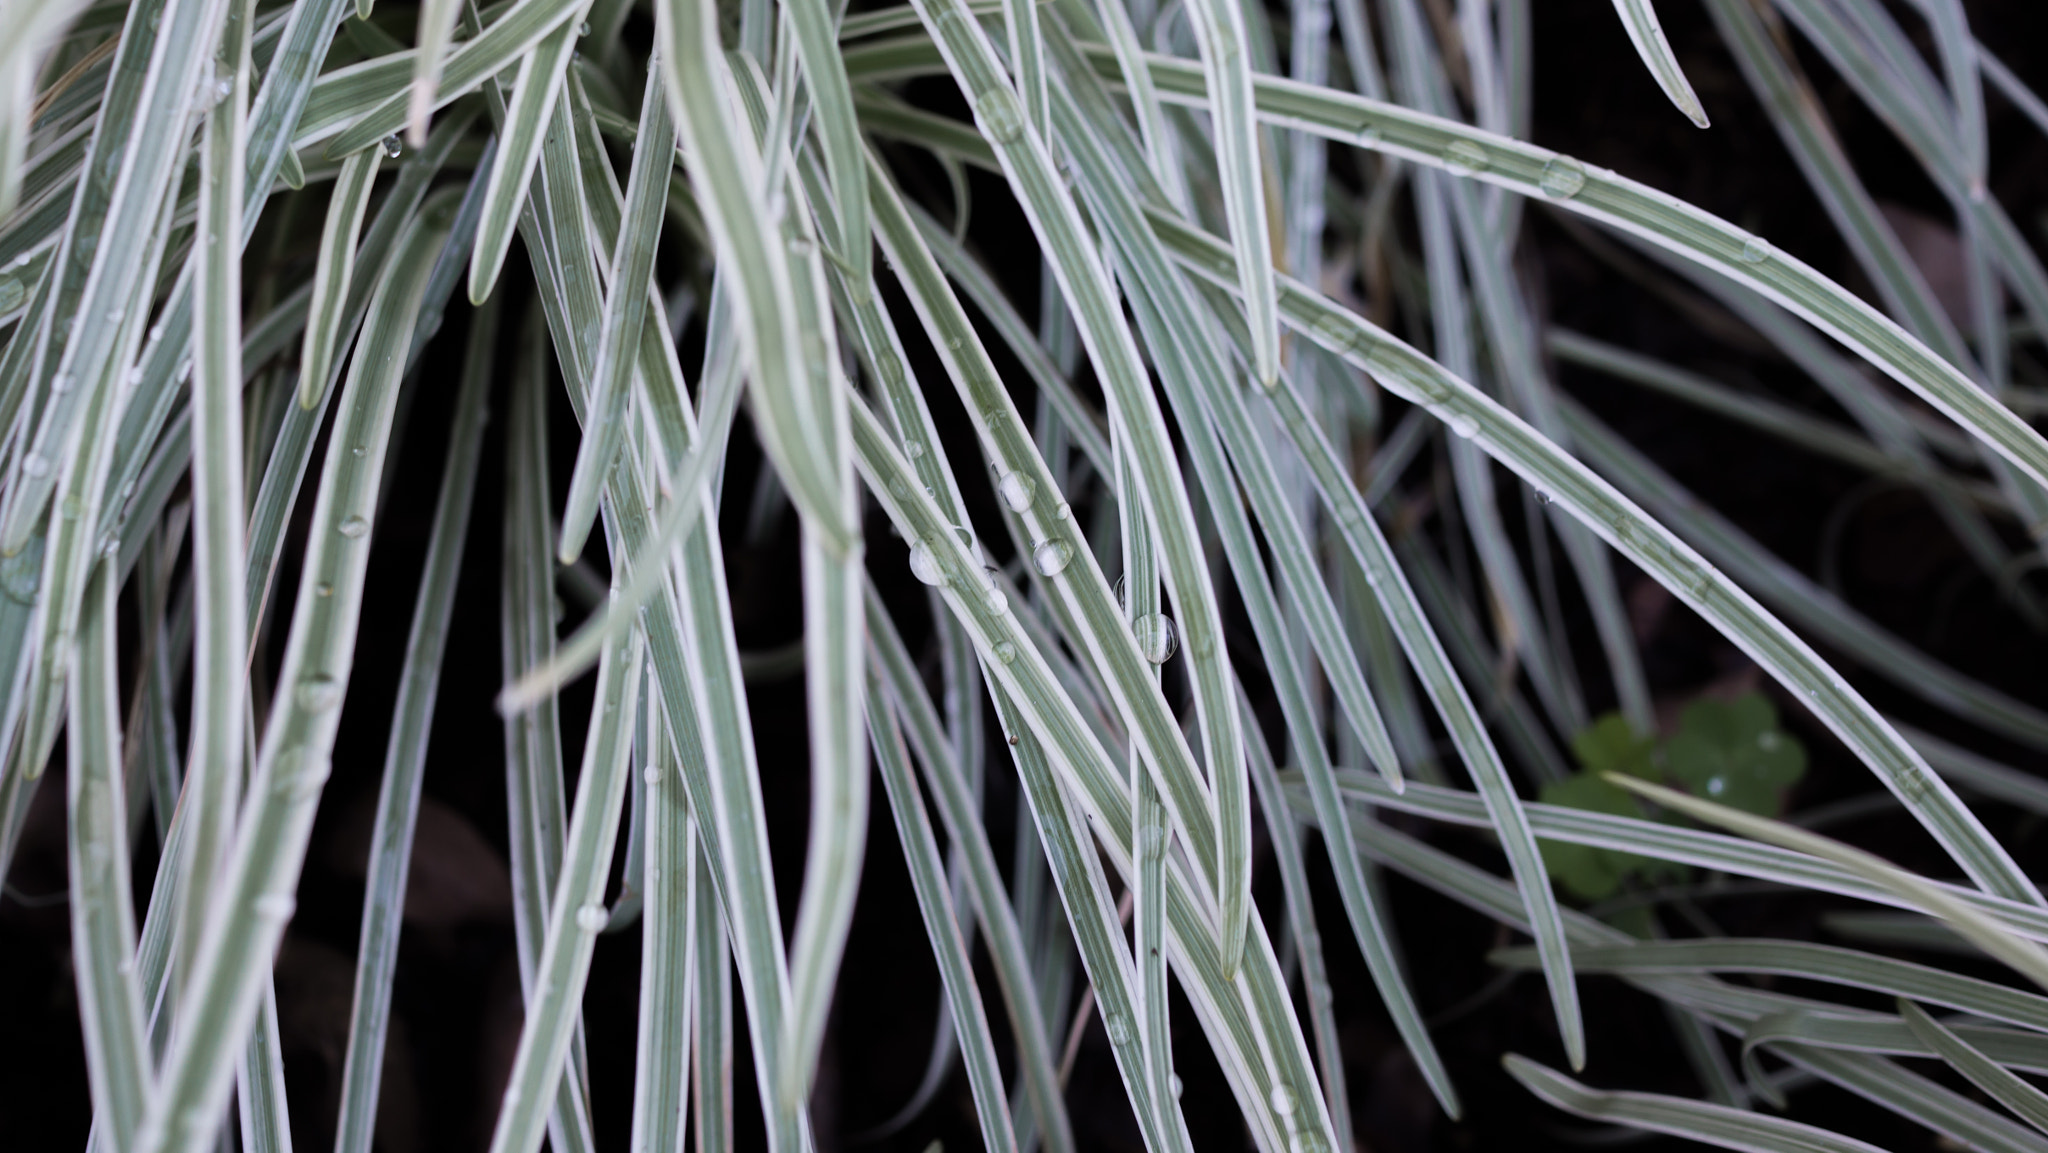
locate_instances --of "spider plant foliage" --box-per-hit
[9,0,2048,1147]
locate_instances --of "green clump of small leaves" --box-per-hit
[1539,692,1804,901]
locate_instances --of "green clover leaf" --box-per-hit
[1663,692,1806,816]
[1537,772,1651,901]
[1571,713,1659,781]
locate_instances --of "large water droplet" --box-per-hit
[903,439,926,459]
[296,674,343,712]
[1538,156,1587,199]
[996,470,1036,511]
[1104,1012,1132,1045]
[338,515,370,539]
[253,893,297,920]
[1030,537,1073,576]
[908,540,948,586]
[1446,412,1477,439]
[1738,235,1772,264]
[1355,123,1384,149]
[1442,140,1488,176]
[992,640,1018,665]
[982,567,1009,614]
[380,134,403,159]
[1138,822,1168,859]
[576,904,607,931]
[1270,1085,1297,1116]
[975,89,1026,144]
[1131,614,1178,664]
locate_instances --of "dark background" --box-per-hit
[7,0,2048,1149]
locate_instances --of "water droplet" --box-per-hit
[644,765,662,785]
[277,747,333,799]
[1355,122,1383,148]
[975,88,1026,144]
[0,278,21,312]
[351,444,366,457]
[381,135,403,159]
[982,567,1009,614]
[577,19,590,35]
[908,540,948,586]
[21,454,49,478]
[788,234,816,257]
[1053,502,1072,521]
[1442,140,1488,176]
[314,583,333,598]
[1446,412,1477,439]
[1706,776,1726,796]
[51,372,73,394]
[338,515,370,539]
[992,640,1018,664]
[296,674,343,712]
[59,495,82,520]
[904,439,925,458]
[1139,822,1168,859]
[253,893,297,920]
[576,904,607,931]
[1537,156,1587,199]
[996,470,1036,511]
[1030,537,1073,576]
[1132,614,1178,663]
[1536,489,1555,505]
[1170,1074,1183,1098]
[1270,1085,1297,1116]
[1738,235,1772,264]
[1105,1012,1132,1045]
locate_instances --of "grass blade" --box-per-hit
[321,0,586,158]
[1150,207,2044,907]
[332,292,495,1153]
[867,591,1078,1153]
[629,694,695,1153]
[1899,998,2048,1133]
[1605,776,2048,994]
[68,560,153,1151]
[467,10,590,304]
[1504,1054,1881,1153]
[297,149,384,409]
[557,60,672,563]
[140,188,461,1153]
[485,622,645,1153]
[408,0,466,142]
[868,685,1021,1152]
[176,0,256,1011]
[903,0,1252,972]
[1605,0,1708,127]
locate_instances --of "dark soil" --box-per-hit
[6,1,2048,1150]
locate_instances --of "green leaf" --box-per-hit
[1537,774,1647,901]
[1665,693,1807,817]
[1571,714,1658,781]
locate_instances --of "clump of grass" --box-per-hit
[3,0,2048,1149]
